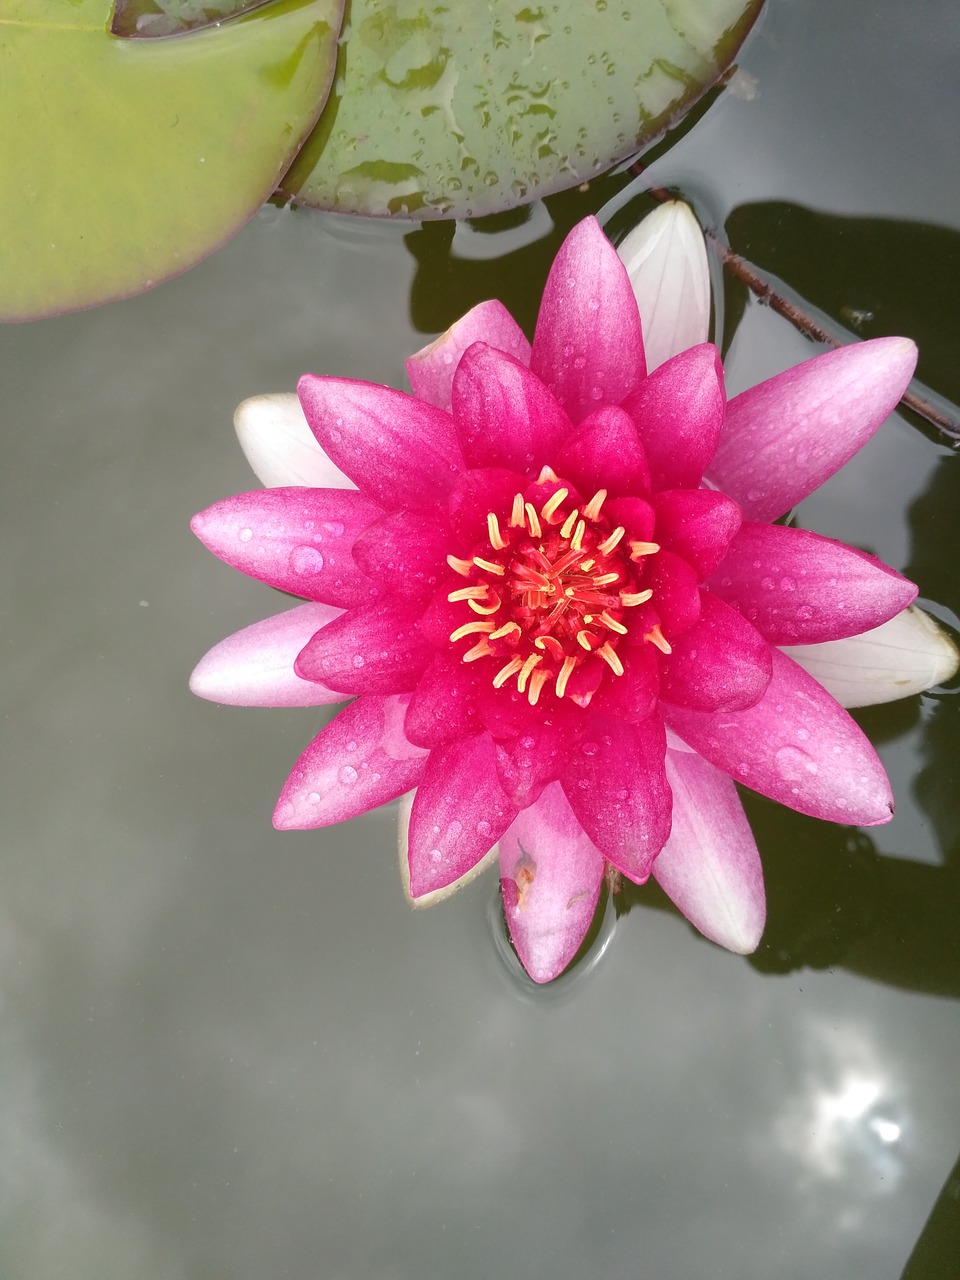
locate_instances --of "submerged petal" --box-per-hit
[785,605,960,707]
[531,216,645,422]
[500,782,605,984]
[190,602,346,707]
[653,750,765,954]
[617,200,711,372]
[665,649,894,826]
[233,393,355,489]
[274,694,428,829]
[406,300,532,411]
[708,337,918,521]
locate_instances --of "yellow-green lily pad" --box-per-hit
[0,0,343,320]
[278,0,763,219]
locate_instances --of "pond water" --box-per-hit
[3,0,959,1276]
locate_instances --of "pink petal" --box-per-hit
[591,642,660,723]
[189,602,346,707]
[621,344,725,490]
[664,649,894,826]
[659,593,772,712]
[617,201,711,372]
[297,376,465,510]
[652,750,765,954]
[233,393,356,490]
[295,597,432,695]
[451,343,572,473]
[784,605,960,708]
[397,791,499,907]
[708,337,918,521]
[554,404,651,497]
[650,489,741,578]
[407,734,520,897]
[352,509,452,603]
[500,782,605,983]
[448,467,528,546]
[645,549,701,637]
[273,694,428,830]
[191,488,382,608]
[494,717,581,809]
[406,300,532,411]
[560,711,670,882]
[531,216,645,423]
[707,522,917,644]
[404,653,482,749]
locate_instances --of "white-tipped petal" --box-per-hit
[397,790,498,908]
[784,606,959,708]
[617,200,710,371]
[233,392,355,489]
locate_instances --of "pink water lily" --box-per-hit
[191,207,953,984]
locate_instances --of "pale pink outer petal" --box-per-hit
[653,750,765,954]
[617,201,710,372]
[708,337,918,522]
[531,216,645,423]
[664,649,894,826]
[397,790,499,908]
[189,602,346,707]
[406,300,532,411]
[499,781,605,984]
[233,393,356,489]
[274,694,428,830]
[784,605,960,708]
[297,376,465,510]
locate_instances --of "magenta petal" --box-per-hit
[404,653,482,749]
[708,337,918,521]
[406,300,532,411]
[191,488,381,608]
[274,694,428,830]
[500,782,605,983]
[560,711,670,882]
[653,750,765,954]
[659,593,773,712]
[531,216,645,423]
[494,717,580,809]
[645,549,701,637]
[621,344,725,489]
[190,602,346,707]
[591,642,660,723]
[664,649,894,826]
[295,597,432,695]
[352,509,452,603]
[554,404,651,497]
[407,734,519,897]
[451,343,572,473]
[298,375,465,510]
[447,467,528,545]
[707,522,918,644]
[650,489,742,578]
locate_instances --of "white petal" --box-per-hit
[233,392,356,489]
[396,790,498,908]
[784,606,959,707]
[617,200,710,371]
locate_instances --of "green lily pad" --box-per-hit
[0,0,343,321]
[277,0,763,219]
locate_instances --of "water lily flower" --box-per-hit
[191,205,957,983]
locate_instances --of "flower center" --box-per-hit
[445,467,668,706]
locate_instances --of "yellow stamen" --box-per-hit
[510,493,526,527]
[447,555,473,577]
[597,525,626,555]
[473,557,505,576]
[468,593,502,615]
[583,489,607,520]
[527,669,550,706]
[487,512,508,551]
[629,540,660,559]
[576,630,595,651]
[555,656,577,698]
[591,572,620,586]
[598,642,624,676]
[493,656,524,687]
[536,465,560,485]
[570,519,586,551]
[645,624,672,655]
[620,589,653,607]
[515,652,542,693]
[447,585,488,602]
[560,509,580,539]
[450,620,496,642]
[462,639,493,662]
[490,621,522,641]
[540,488,569,523]
[598,611,628,635]
[524,502,542,538]
[579,559,595,571]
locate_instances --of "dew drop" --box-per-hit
[345,740,357,752]
[238,527,253,543]
[289,545,324,576]
[446,820,463,838]
[775,745,819,781]
[780,576,797,592]
[582,741,599,756]
[338,765,359,785]
[760,576,776,591]
[352,654,365,668]
[307,791,321,805]
[476,820,492,838]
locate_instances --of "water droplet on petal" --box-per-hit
[289,545,324,576]
[238,527,253,543]
[338,765,358,785]
[307,791,321,804]
[352,654,365,668]
[476,820,492,838]
[582,742,599,756]
[775,745,819,782]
